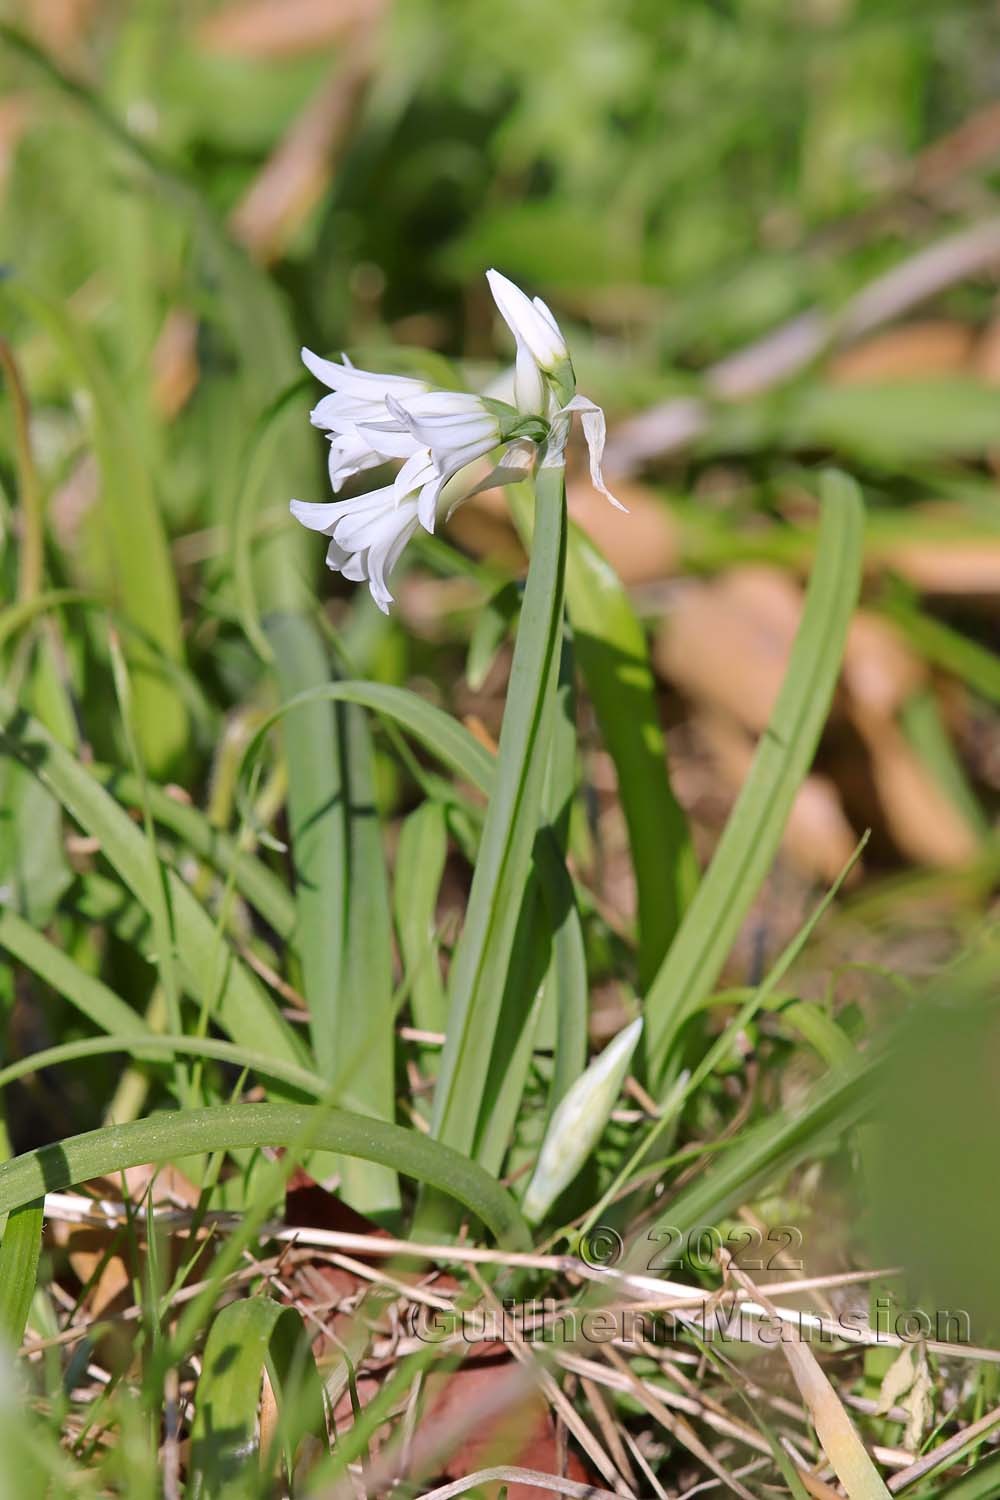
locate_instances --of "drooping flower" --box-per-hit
[290,486,423,615]
[486,269,626,511]
[291,270,627,611]
[301,348,429,492]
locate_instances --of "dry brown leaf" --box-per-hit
[197,0,385,58]
[151,309,200,420]
[229,60,373,265]
[842,612,926,719]
[653,568,803,734]
[852,708,979,868]
[567,475,680,585]
[698,711,859,884]
[25,0,96,56]
[830,321,975,383]
[873,539,1000,594]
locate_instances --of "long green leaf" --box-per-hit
[0,1035,326,1099]
[89,765,295,940]
[0,1104,531,1249]
[267,617,348,1082]
[0,909,148,1039]
[0,1200,43,1348]
[626,1056,874,1267]
[565,520,696,985]
[644,471,865,1087]
[429,468,567,1170]
[0,689,306,1070]
[189,1297,324,1500]
[2,283,186,775]
[240,680,495,800]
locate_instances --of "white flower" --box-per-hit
[290,485,423,615]
[301,347,429,492]
[292,271,629,611]
[486,268,570,380]
[486,270,625,510]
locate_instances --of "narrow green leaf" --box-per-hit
[0,1035,327,1099]
[2,283,187,775]
[627,1056,874,1265]
[89,765,295,940]
[189,1298,323,1500]
[430,469,567,1169]
[0,908,148,1039]
[394,802,449,1035]
[267,616,347,1080]
[0,1104,531,1249]
[564,520,696,985]
[0,1200,43,1347]
[0,690,307,1071]
[644,471,865,1087]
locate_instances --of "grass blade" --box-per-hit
[3,283,187,776]
[0,1104,531,1249]
[564,520,697,985]
[0,1201,43,1347]
[429,468,567,1170]
[0,689,307,1071]
[643,470,865,1088]
[189,1298,324,1500]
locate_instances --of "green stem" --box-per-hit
[0,340,44,606]
[429,468,568,1160]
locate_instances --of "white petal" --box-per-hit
[290,497,346,533]
[486,268,567,369]
[301,347,426,400]
[393,447,439,504]
[417,475,444,533]
[514,341,545,416]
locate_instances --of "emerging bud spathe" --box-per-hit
[522,1018,643,1224]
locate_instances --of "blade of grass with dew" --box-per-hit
[0,1104,531,1249]
[0,689,307,1070]
[0,1200,43,1347]
[188,1298,324,1500]
[426,467,567,1206]
[643,470,865,1088]
[2,283,187,776]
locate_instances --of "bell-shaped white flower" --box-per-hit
[290,485,423,615]
[301,348,428,492]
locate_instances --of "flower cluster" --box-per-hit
[291,270,622,612]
